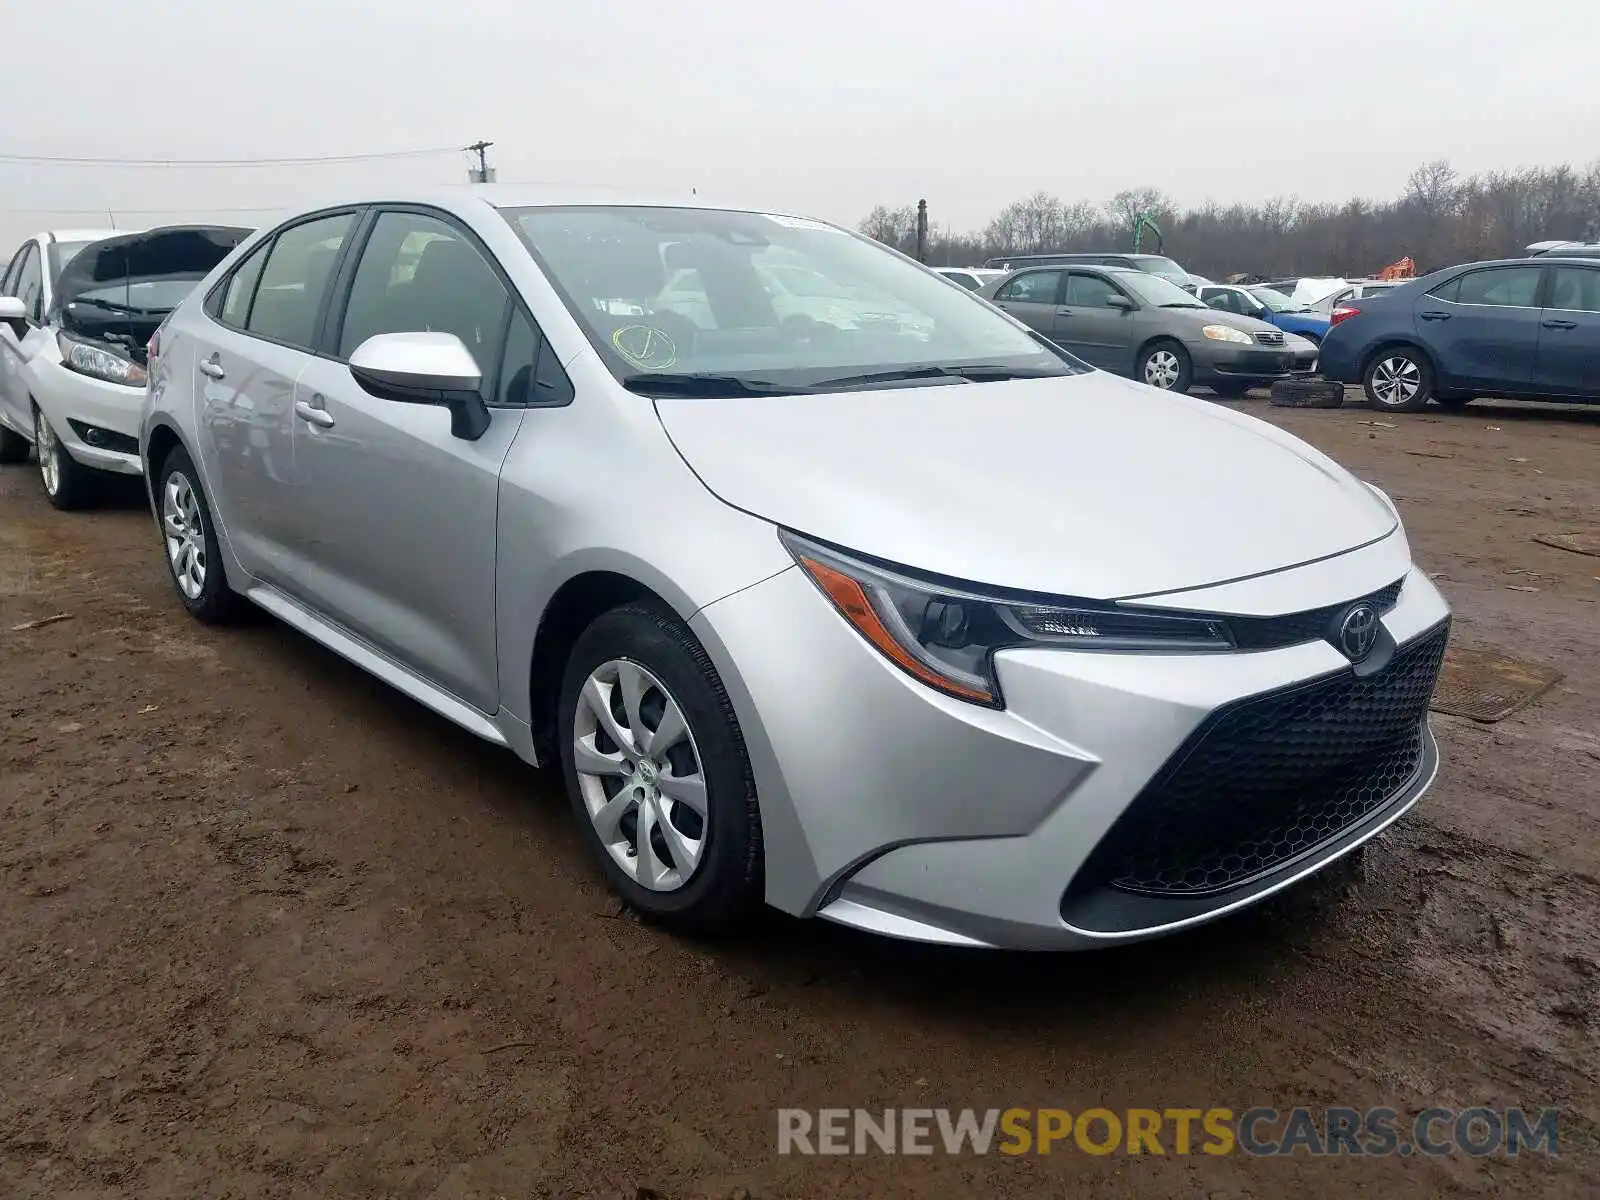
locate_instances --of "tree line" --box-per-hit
[857,159,1600,279]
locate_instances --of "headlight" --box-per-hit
[781,531,1234,708]
[56,332,146,387]
[1201,324,1254,345]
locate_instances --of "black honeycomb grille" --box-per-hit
[1228,578,1404,652]
[1076,620,1449,899]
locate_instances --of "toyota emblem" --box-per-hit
[1337,603,1380,662]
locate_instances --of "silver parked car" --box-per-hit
[141,187,1451,950]
[983,265,1317,396]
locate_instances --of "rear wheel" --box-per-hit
[1362,347,1433,412]
[157,445,245,624]
[34,406,98,510]
[558,602,763,934]
[1138,340,1192,394]
[0,423,28,464]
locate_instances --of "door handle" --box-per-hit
[1054,307,1073,316]
[293,399,335,428]
[1418,311,1451,322]
[1542,318,1578,330]
[198,355,226,379]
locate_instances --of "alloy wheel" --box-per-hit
[163,471,207,601]
[1370,355,1421,406]
[34,410,60,496]
[572,658,708,892]
[1144,349,1181,389]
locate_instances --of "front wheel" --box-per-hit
[558,602,763,934]
[1363,348,1433,412]
[1138,340,1193,394]
[34,406,98,510]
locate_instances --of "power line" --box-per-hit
[0,146,463,168]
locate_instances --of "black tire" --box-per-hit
[1362,346,1434,413]
[1137,339,1193,394]
[1269,378,1345,409]
[33,406,99,510]
[558,602,763,934]
[154,444,245,624]
[1210,381,1252,398]
[0,423,28,464]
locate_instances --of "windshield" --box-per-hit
[69,277,203,312]
[500,205,1085,393]
[1137,257,1192,286]
[1247,287,1300,313]
[1118,271,1206,308]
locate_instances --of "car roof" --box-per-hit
[28,228,124,245]
[236,183,837,228]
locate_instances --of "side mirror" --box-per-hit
[1105,294,1135,311]
[348,331,490,441]
[0,295,28,337]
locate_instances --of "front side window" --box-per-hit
[1455,267,1542,309]
[11,245,43,322]
[994,270,1063,304]
[1548,267,1600,313]
[245,212,355,349]
[1065,273,1128,309]
[336,211,511,392]
[497,307,574,407]
[501,205,1081,394]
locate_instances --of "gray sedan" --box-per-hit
[983,265,1317,395]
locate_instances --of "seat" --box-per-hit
[395,237,506,363]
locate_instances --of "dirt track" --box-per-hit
[2,396,1598,1199]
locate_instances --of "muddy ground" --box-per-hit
[1,395,1597,1199]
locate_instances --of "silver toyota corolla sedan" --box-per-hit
[140,186,1451,950]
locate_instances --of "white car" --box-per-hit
[935,267,1010,292]
[0,225,249,508]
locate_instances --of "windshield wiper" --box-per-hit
[809,363,1057,390]
[1159,302,1205,309]
[622,372,808,398]
[65,296,153,314]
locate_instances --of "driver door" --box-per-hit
[0,243,48,436]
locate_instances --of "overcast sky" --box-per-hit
[2,0,1595,250]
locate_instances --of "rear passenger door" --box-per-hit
[1416,265,1544,393]
[1533,264,1600,397]
[192,210,359,583]
[284,206,566,713]
[990,269,1065,340]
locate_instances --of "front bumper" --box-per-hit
[33,357,145,475]
[691,539,1450,950]
[1192,342,1319,383]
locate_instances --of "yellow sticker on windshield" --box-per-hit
[612,325,678,370]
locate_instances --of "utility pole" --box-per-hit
[915,198,928,263]
[466,140,496,184]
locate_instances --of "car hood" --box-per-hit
[655,372,1397,600]
[53,224,252,355]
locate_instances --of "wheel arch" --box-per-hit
[143,418,187,510]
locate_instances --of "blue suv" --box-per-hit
[1317,257,1600,412]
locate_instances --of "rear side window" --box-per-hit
[1454,267,1542,309]
[245,213,356,349]
[995,270,1062,304]
[216,242,270,327]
